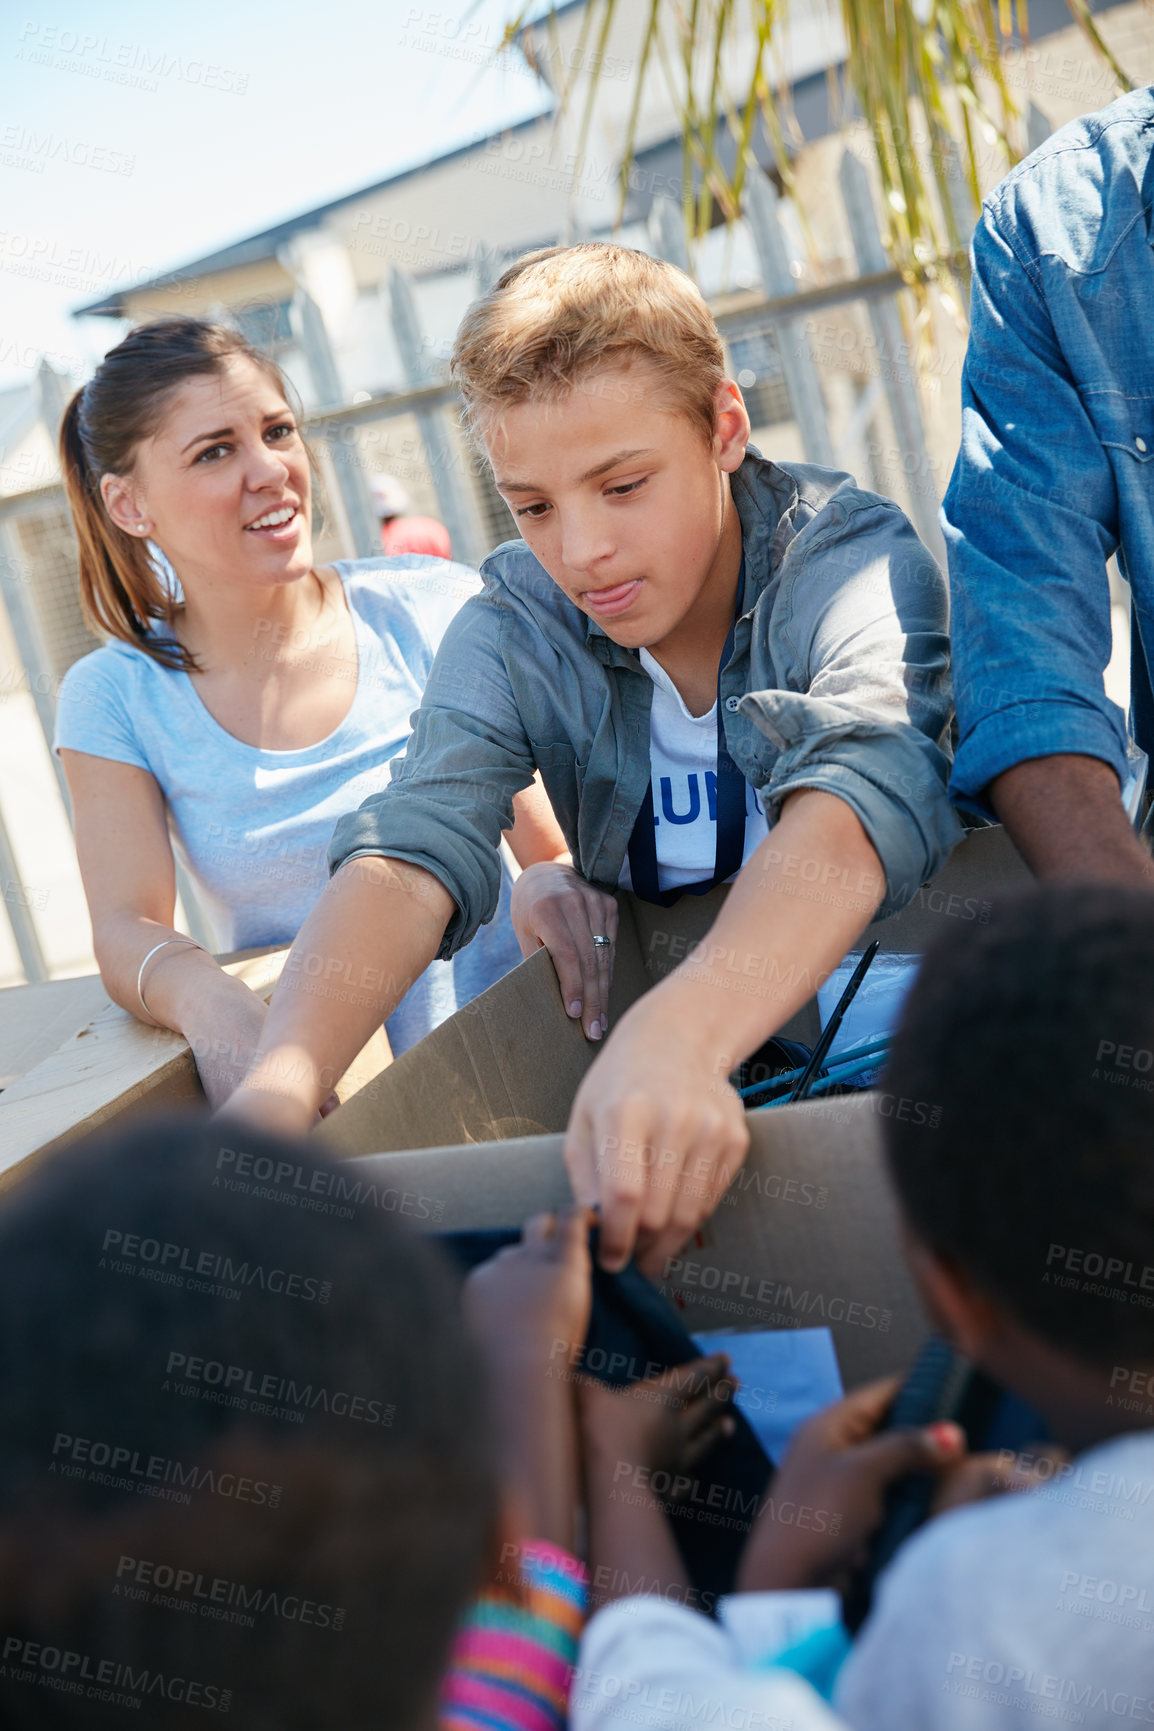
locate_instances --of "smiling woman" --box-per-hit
[53,318,562,1107]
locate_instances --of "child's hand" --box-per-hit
[463,1206,594,1375]
[462,1208,594,1552]
[579,1356,737,1613]
[736,1377,965,1593]
[580,1352,738,1488]
[930,1443,1069,1516]
[510,861,619,1042]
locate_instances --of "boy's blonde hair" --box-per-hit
[451,243,726,446]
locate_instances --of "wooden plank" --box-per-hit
[0,947,392,1188]
[0,974,111,1089]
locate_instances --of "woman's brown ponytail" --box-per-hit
[59,384,185,668]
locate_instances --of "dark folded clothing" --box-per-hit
[440,1227,772,1605]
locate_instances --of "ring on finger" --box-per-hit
[592,934,612,949]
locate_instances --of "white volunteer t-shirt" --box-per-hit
[618,647,769,894]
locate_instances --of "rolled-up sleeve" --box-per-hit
[745,495,964,916]
[327,597,537,958]
[942,198,1127,807]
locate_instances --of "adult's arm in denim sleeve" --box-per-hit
[327,596,537,958]
[743,493,963,916]
[942,199,1128,809]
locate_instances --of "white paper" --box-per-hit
[816,950,921,1084]
[691,1326,844,1465]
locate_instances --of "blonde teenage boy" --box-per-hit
[226,244,962,1272]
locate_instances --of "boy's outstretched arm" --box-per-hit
[565,787,884,1274]
[222,855,454,1135]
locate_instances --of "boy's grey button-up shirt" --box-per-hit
[330,447,963,957]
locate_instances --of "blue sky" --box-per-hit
[0,0,551,389]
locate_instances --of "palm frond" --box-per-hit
[615,0,664,220]
[501,0,1140,323]
[1061,0,1134,94]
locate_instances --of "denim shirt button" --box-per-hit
[724,695,741,712]
[1137,436,1149,454]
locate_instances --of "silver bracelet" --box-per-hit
[137,937,207,1020]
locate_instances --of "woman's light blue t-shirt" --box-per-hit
[53,556,524,1057]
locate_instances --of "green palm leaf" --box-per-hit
[503,0,1137,316]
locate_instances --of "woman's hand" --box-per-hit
[736,1378,965,1594]
[179,975,275,1112]
[510,861,619,1042]
[180,972,341,1119]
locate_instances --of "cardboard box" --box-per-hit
[0,827,1029,1387]
[319,825,1031,1388]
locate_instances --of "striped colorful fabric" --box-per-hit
[440,1540,588,1731]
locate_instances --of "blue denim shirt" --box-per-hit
[943,86,1154,807]
[330,446,962,955]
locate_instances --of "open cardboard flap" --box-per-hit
[318,825,1030,1389]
